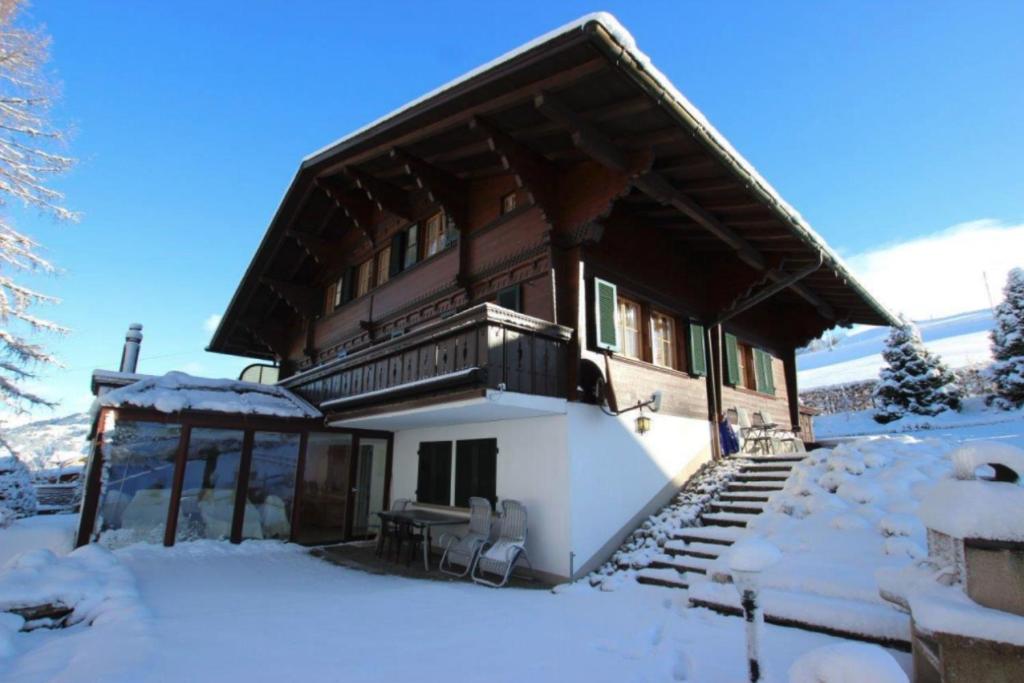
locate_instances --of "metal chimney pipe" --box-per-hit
[119,323,143,373]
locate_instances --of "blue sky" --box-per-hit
[7,1,1023,419]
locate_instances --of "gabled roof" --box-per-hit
[210,13,897,359]
[99,371,321,419]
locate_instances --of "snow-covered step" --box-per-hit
[708,501,765,515]
[636,567,688,589]
[688,581,911,651]
[732,473,789,483]
[740,463,795,473]
[726,481,785,493]
[663,540,723,560]
[742,456,805,464]
[717,492,771,503]
[700,511,757,528]
[671,525,746,545]
[649,553,714,575]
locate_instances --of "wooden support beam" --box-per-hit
[346,167,416,222]
[533,91,836,321]
[260,277,322,319]
[241,317,290,359]
[534,91,629,171]
[469,115,559,222]
[315,178,375,246]
[286,230,344,264]
[389,148,468,228]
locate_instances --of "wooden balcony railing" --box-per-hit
[280,304,573,412]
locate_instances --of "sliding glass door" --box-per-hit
[350,437,389,538]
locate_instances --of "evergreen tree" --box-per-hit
[0,452,36,519]
[989,267,1024,409]
[873,320,963,423]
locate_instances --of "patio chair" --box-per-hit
[471,499,533,588]
[376,498,411,558]
[758,410,800,453]
[438,497,492,577]
[737,408,772,455]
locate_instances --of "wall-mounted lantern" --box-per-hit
[635,412,652,435]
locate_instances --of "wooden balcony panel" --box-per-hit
[282,303,572,409]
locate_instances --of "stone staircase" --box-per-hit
[635,455,804,589]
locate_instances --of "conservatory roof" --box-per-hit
[98,372,321,420]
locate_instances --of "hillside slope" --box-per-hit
[1,412,91,472]
[798,309,993,390]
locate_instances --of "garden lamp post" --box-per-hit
[728,539,781,683]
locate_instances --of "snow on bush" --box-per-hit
[789,642,908,682]
[0,544,143,630]
[989,267,1024,409]
[0,454,37,519]
[873,321,962,423]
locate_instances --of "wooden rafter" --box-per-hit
[389,148,468,228]
[286,230,344,265]
[315,178,375,246]
[240,316,290,359]
[346,167,416,222]
[469,115,558,222]
[259,277,322,319]
[533,91,836,321]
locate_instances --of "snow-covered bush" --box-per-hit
[989,267,1024,409]
[0,454,36,518]
[789,642,908,682]
[873,321,962,423]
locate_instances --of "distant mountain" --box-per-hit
[798,309,994,390]
[0,412,92,472]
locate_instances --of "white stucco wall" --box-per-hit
[566,403,712,574]
[390,415,571,578]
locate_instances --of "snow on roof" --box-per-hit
[99,372,321,419]
[299,12,896,326]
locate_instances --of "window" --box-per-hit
[455,439,497,507]
[403,224,419,269]
[496,284,521,312]
[416,441,452,506]
[501,191,517,214]
[375,246,391,287]
[355,259,372,298]
[242,432,301,541]
[425,212,445,258]
[416,439,497,508]
[97,420,182,546]
[175,427,244,542]
[650,311,677,369]
[617,296,642,359]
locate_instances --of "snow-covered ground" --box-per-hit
[798,309,993,390]
[815,396,1024,447]
[0,537,879,683]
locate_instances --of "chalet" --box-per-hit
[76,13,896,582]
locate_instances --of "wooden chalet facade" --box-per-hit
[185,13,896,580]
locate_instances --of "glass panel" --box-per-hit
[351,438,388,537]
[175,428,244,542]
[425,213,445,257]
[242,432,301,540]
[294,432,353,545]
[617,298,641,359]
[403,225,419,268]
[356,259,373,297]
[98,420,181,547]
[375,247,391,287]
[651,312,676,369]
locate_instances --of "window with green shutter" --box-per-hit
[688,323,707,376]
[594,278,619,351]
[753,349,776,394]
[724,333,740,385]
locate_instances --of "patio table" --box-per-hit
[377,509,466,571]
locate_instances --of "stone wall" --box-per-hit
[801,363,994,415]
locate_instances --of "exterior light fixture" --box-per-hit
[635,412,651,435]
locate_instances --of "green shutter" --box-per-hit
[753,349,776,394]
[594,278,619,351]
[689,323,707,376]
[761,351,776,395]
[388,232,405,277]
[724,333,740,385]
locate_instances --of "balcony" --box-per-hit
[280,304,573,419]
